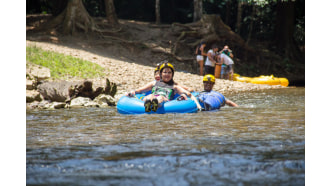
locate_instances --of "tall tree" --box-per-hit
[193,0,203,22]
[104,0,118,25]
[51,0,68,16]
[36,0,120,35]
[274,0,303,62]
[246,2,256,44]
[225,0,231,25]
[38,0,97,35]
[155,0,161,24]
[236,0,244,35]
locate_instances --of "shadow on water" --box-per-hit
[27,88,305,185]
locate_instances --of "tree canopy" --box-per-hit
[27,0,304,48]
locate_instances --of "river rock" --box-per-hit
[37,80,80,102]
[26,79,34,90]
[26,101,42,110]
[26,62,51,81]
[94,94,116,107]
[26,100,51,109]
[68,97,93,108]
[37,79,116,103]
[38,102,67,109]
[26,90,42,103]
[50,102,67,109]
[84,101,99,108]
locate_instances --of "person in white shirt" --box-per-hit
[204,44,219,75]
[219,45,234,80]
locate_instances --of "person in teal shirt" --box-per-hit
[218,45,235,80]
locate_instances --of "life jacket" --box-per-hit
[152,81,175,100]
[197,90,226,109]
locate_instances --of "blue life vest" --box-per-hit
[197,91,226,110]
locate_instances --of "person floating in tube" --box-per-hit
[197,74,238,110]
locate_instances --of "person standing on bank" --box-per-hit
[219,45,234,80]
[195,41,207,76]
[204,44,219,76]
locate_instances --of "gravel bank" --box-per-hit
[26,40,286,97]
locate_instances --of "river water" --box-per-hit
[26,87,305,185]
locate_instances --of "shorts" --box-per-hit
[205,65,215,75]
[221,64,233,75]
[196,55,203,61]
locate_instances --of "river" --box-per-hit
[26,87,305,185]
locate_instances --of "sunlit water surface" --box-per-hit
[27,88,305,185]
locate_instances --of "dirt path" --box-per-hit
[26,40,285,97]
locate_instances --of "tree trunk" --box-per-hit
[246,3,256,45]
[274,0,303,62]
[62,0,97,34]
[104,0,118,25]
[38,0,98,35]
[236,0,243,35]
[193,0,203,22]
[225,0,231,25]
[51,0,68,16]
[155,0,161,24]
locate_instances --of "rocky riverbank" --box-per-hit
[26,40,287,110]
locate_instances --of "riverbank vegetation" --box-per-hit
[26,46,105,79]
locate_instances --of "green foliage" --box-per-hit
[83,0,106,17]
[26,46,105,79]
[281,57,294,72]
[294,16,305,45]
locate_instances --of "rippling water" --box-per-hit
[26,87,305,185]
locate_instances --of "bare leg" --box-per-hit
[156,96,167,106]
[229,72,233,81]
[198,60,204,76]
[143,94,155,102]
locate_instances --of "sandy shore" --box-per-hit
[26,40,286,97]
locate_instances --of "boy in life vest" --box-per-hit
[197,74,238,110]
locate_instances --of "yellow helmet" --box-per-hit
[203,74,215,83]
[159,62,174,73]
[154,64,160,73]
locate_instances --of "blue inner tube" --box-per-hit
[117,91,199,114]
